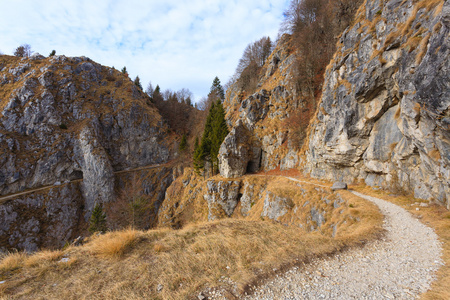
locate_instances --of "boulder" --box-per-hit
[218,120,251,178]
[203,180,241,221]
[331,182,348,191]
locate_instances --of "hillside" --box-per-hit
[0,54,174,251]
[0,176,384,299]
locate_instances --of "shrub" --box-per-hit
[179,134,187,151]
[89,203,107,233]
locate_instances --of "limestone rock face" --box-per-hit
[0,183,84,252]
[77,122,115,216]
[304,0,449,207]
[218,120,252,178]
[203,180,241,221]
[0,55,172,250]
[0,55,169,198]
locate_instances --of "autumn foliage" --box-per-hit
[284,0,363,104]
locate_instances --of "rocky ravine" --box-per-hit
[0,54,172,251]
[304,0,450,208]
[243,189,443,300]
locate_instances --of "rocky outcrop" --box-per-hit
[262,192,294,221]
[304,0,449,207]
[218,120,255,177]
[159,171,353,236]
[219,35,302,177]
[0,54,173,250]
[204,179,241,221]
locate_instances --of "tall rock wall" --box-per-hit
[0,54,173,250]
[304,0,449,208]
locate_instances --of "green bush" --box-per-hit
[89,203,108,233]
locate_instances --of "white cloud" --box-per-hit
[0,0,290,100]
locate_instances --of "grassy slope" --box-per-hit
[0,176,383,300]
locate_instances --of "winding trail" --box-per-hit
[243,182,444,300]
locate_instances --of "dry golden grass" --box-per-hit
[0,218,381,300]
[23,250,64,268]
[428,148,441,160]
[351,184,450,300]
[415,32,431,65]
[0,252,27,275]
[401,0,443,36]
[87,229,142,258]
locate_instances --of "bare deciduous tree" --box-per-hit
[231,36,274,93]
[176,88,193,104]
[14,44,33,57]
[235,36,273,76]
[146,82,154,97]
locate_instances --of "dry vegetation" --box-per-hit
[0,175,383,299]
[351,184,450,300]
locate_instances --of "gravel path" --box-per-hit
[240,191,444,300]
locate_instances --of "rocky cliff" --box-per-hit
[304,0,449,208]
[218,0,449,208]
[0,54,172,250]
[219,34,302,177]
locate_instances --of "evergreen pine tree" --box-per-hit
[89,203,107,233]
[193,78,229,175]
[134,76,143,90]
[121,66,127,75]
[153,85,161,100]
[179,134,187,151]
[193,142,204,173]
[210,76,225,100]
[193,136,202,172]
[194,136,199,151]
[210,99,229,173]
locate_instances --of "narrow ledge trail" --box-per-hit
[0,164,162,204]
[239,177,444,300]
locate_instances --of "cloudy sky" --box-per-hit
[0,0,290,101]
